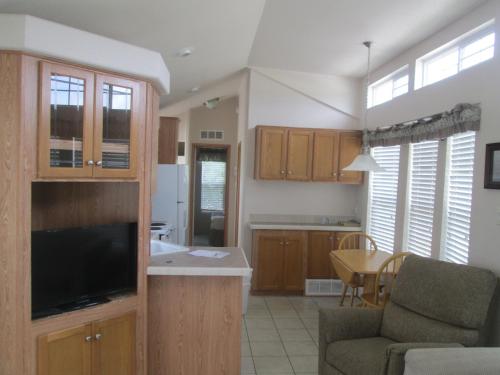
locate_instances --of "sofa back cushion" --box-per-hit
[389,255,497,329]
[381,302,479,346]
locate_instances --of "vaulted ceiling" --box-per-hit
[0,0,487,106]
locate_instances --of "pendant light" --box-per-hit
[343,41,384,172]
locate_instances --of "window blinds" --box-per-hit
[369,146,401,253]
[443,131,476,264]
[201,161,226,211]
[407,140,439,257]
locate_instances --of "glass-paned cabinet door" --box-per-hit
[93,75,143,178]
[38,62,95,177]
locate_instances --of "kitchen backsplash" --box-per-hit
[249,214,360,225]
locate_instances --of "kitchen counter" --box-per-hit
[147,246,252,277]
[249,222,362,231]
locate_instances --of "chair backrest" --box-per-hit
[373,252,411,306]
[338,232,378,251]
[380,255,497,347]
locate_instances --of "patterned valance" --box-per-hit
[368,103,481,147]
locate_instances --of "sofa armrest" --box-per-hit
[384,342,463,375]
[319,308,383,373]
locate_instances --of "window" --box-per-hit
[200,161,226,211]
[442,132,476,264]
[407,140,439,257]
[416,20,495,89]
[368,66,409,108]
[368,145,401,252]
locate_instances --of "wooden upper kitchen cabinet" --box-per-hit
[157,116,179,164]
[312,130,339,181]
[307,231,338,279]
[286,129,314,181]
[255,126,288,179]
[337,131,363,184]
[252,230,307,292]
[255,126,362,184]
[38,61,145,179]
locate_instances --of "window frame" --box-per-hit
[367,65,409,108]
[415,20,495,89]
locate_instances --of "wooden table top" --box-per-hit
[331,249,393,275]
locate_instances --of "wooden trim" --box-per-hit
[158,117,179,164]
[188,143,231,247]
[38,61,95,178]
[93,74,144,179]
[235,142,242,247]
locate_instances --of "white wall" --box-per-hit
[363,0,500,344]
[240,69,362,260]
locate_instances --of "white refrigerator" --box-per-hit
[152,165,188,245]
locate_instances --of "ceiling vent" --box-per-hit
[200,130,224,140]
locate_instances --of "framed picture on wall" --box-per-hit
[484,143,500,189]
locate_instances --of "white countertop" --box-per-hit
[147,246,252,277]
[249,222,362,231]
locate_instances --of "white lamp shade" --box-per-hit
[342,153,385,172]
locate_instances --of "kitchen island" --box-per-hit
[147,246,251,375]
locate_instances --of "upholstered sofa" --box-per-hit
[319,255,497,375]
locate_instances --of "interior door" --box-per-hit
[283,231,307,291]
[37,324,92,375]
[312,131,339,181]
[38,62,95,178]
[257,127,287,180]
[286,129,313,181]
[92,312,136,375]
[93,74,144,178]
[308,231,337,279]
[338,132,363,184]
[254,231,285,291]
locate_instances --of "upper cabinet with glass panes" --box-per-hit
[38,62,144,179]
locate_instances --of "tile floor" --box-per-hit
[241,295,341,375]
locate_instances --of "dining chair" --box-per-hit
[361,251,411,308]
[335,232,379,306]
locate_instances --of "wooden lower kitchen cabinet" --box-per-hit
[37,312,135,375]
[252,230,307,293]
[307,231,337,279]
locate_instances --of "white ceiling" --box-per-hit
[0,0,487,106]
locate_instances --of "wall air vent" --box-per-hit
[305,279,343,296]
[200,130,224,140]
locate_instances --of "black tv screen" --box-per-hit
[31,222,137,319]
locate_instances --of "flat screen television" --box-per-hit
[31,222,137,319]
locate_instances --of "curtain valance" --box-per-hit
[367,103,481,147]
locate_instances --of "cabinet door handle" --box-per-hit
[96,160,103,167]
[87,160,94,166]
[95,333,102,341]
[85,336,93,342]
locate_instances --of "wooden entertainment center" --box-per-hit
[0,52,159,375]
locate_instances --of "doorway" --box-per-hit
[189,144,230,247]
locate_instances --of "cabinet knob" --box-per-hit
[95,333,102,341]
[332,172,337,177]
[340,173,345,177]
[96,160,103,167]
[87,160,94,166]
[85,336,93,342]
[285,241,289,245]
[279,241,284,245]
[288,171,293,175]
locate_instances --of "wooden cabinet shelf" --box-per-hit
[37,312,135,375]
[38,61,145,179]
[254,125,363,184]
[251,230,307,293]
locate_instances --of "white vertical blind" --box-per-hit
[443,131,476,264]
[407,140,439,257]
[369,146,401,253]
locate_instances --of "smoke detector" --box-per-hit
[204,97,221,110]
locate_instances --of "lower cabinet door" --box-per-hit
[283,231,307,291]
[308,231,337,279]
[92,312,136,375]
[38,324,93,375]
[253,230,285,291]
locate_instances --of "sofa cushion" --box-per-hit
[326,336,396,375]
[381,302,479,346]
[390,255,497,329]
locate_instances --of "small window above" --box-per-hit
[367,66,409,108]
[415,20,495,89]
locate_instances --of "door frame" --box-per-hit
[188,143,231,246]
[234,142,242,247]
